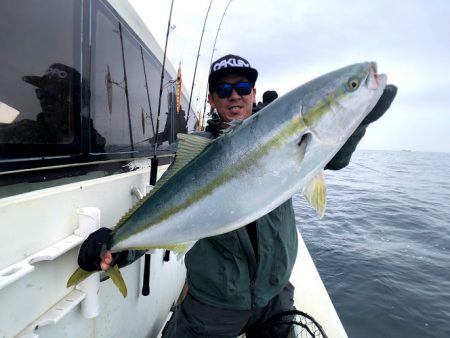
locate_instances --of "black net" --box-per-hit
[245,309,328,338]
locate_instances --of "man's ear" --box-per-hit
[252,87,257,104]
[208,92,216,109]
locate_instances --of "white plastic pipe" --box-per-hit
[76,207,101,319]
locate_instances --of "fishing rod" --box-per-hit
[202,0,233,130]
[118,22,134,150]
[143,0,176,298]
[153,0,176,160]
[186,0,214,124]
[351,160,390,177]
[140,45,156,137]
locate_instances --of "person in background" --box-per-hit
[77,54,397,337]
[253,89,278,113]
[262,89,278,104]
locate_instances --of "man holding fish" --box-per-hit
[76,54,397,337]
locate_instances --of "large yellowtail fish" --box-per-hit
[68,62,387,296]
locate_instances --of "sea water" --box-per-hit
[293,150,450,338]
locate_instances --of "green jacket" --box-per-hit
[186,199,298,310]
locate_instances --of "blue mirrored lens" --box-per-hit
[214,82,253,98]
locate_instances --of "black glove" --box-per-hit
[78,228,111,271]
[325,84,398,170]
[78,227,112,271]
[361,84,398,125]
[78,227,136,271]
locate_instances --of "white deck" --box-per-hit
[292,229,348,337]
[0,165,186,338]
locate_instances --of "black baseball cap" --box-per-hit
[22,63,80,90]
[208,54,258,91]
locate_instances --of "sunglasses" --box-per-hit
[213,81,254,98]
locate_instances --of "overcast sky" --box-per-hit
[129,0,450,153]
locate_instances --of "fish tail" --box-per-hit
[106,265,127,297]
[66,267,95,288]
[66,265,128,298]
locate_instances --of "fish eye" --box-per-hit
[347,78,360,91]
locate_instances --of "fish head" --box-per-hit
[300,62,387,150]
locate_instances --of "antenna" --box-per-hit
[186,0,214,124]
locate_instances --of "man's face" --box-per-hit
[208,74,256,124]
[37,85,71,127]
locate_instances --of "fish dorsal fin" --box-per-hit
[114,133,211,231]
[303,171,327,218]
[153,133,211,190]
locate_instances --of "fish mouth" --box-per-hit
[366,62,387,90]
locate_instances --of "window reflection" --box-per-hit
[0,0,190,166]
[0,64,105,152]
[0,0,81,154]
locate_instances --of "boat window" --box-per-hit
[0,0,190,173]
[91,2,183,155]
[0,0,82,159]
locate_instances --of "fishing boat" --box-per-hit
[0,1,346,337]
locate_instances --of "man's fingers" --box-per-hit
[100,251,113,271]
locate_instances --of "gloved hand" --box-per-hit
[361,84,398,125]
[78,227,138,271]
[325,84,398,170]
[78,227,115,271]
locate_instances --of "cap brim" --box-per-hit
[22,75,43,88]
[209,67,258,89]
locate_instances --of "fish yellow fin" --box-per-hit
[66,267,95,288]
[154,133,212,190]
[106,265,127,298]
[67,265,127,297]
[163,241,196,254]
[114,134,211,232]
[303,171,327,218]
[125,241,196,255]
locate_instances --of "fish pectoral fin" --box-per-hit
[297,131,311,162]
[106,265,127,298]
[303,171,327,218]
[67,267,94,288]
